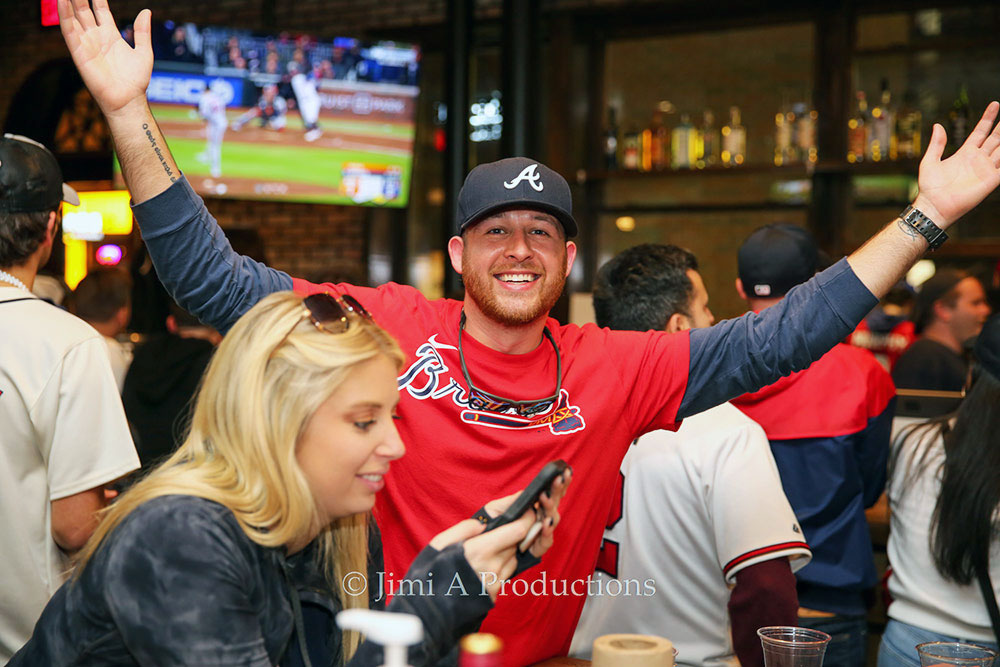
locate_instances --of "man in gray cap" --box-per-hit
[61,1,1000,662]
[0,133,138,659]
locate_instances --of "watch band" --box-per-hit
[900,205,948,251]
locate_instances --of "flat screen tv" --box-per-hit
[113,19,420,207]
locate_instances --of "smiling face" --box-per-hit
[941,276,992,344]
[295,354,404,522]
[449,209,577,327]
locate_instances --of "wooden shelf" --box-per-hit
[583,158,920,184]
[595,201,808,215]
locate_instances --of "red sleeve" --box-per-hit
[728,559,798,667]
[602,327,690,433]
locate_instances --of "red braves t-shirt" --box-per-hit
[294,279,689,665]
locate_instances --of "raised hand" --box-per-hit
[914,101,1000,227]
[59,0,153,117]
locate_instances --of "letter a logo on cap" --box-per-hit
[503,164,544,192]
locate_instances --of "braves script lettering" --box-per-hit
[397,335,586,435]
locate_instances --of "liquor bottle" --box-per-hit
[671,113,695,169]
[640,123,653,172]
[948,85,970,152]
[774,101,794,166]
[846,91,868,163]
[459,633,503,667]
[603,106,619,170]
[622,125,641,171]
[895,90,922,159]
[868,79,895,162]
[721,106,746,166]
[795,103,818,164]
[648,110,669,170]
[701,109,720,168]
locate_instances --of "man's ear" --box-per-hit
[933,298,953,323]
[447,236,464,274]
[735,277,748,301]
[665,312,691,334]
[565,241,578,277]
[45,211,59,245]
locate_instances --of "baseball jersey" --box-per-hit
[732,342,896,615]
[131,177,880,666]
[198,90,227,128]
[569,403,810,667]
[0,289,139,660]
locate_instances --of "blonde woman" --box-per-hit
[10,292,568,666]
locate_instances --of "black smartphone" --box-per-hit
[483,459,570,532]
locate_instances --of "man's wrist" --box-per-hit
[103,97,153,125]
[899,200,949,251]
[910,195,947,228]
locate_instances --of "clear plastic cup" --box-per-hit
[916,641,997,667]
[757,626,832,667]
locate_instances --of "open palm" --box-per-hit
[59,0,153,117]
[918,101,1000,226]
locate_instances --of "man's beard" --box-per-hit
[462,257,566,327]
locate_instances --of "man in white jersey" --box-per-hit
[197,79,227,177]
[571,244,810,667]
[0,134,139,660]
[288,61,323,142]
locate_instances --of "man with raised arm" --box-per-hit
[60,1,1000,663]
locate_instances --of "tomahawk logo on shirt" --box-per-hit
[397,335,586,435]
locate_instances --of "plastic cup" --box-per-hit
[758,626,832,667]
[916,641,997,667]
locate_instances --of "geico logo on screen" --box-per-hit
[147,76,235,106]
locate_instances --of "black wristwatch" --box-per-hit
[900,205,948,251]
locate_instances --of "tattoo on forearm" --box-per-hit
[142,122,177,183]
[896,217,920,240]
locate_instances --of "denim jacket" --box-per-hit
[9,495,493,666]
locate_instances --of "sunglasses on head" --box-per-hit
[301,292,374,334]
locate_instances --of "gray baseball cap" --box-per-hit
[0,134,79,213]
[456,157,577,237]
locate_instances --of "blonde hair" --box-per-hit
[77,291,404,659]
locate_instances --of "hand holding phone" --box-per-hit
[482,459,570,532]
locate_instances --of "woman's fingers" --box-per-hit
[428,518,485,550]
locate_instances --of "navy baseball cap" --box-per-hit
[0,134,79,213]
[738,223,819,298]
[975,315,1000,381]
[457,157,577,237]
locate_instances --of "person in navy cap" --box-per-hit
[731,223,896,667]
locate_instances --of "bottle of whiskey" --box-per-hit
[775,100,794,166]
[868,79,894,162]
[603,106,619,170]
[649,110,669,170]
[701,109,720,168]
[847,91,868,163]
[671,113,695,169]
[721,106,746,167]
[622,124,641,171]
[794,102,818,164]
[895,90,922,159]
